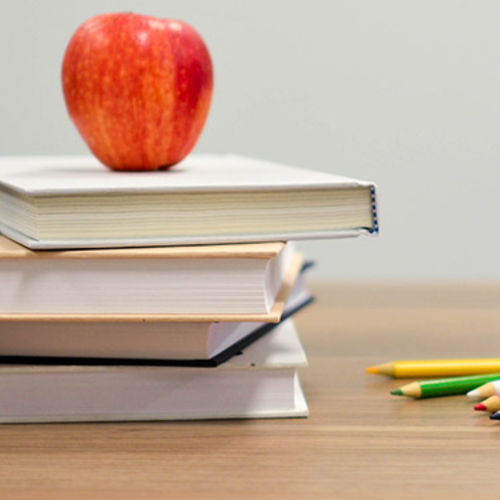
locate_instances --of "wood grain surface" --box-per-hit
[0,282,499,500]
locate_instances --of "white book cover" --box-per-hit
[0,319,309,423]
[0,154,378,249]
[0,154,374,194]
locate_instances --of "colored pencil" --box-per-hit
[474,395,500,413]
[490,411,500,421]
[467,379,500,399]
[366,359,500,378]
[390,373,500,399]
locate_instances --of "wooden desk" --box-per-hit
[1,283,499,500]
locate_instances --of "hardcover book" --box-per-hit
[0,237,301,319]
[0,267,313,365]
[0,319,308,423]
[0,154,378,249]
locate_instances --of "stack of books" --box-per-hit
[0,154,377,423]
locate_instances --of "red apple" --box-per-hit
[62,13,213,171]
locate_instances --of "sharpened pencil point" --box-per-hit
[490,412,500,420]
[474,403,487,411]
[364,362,395,376]
[467,389,480,399]
[391,389,403,396]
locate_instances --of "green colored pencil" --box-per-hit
[391,373,500,399]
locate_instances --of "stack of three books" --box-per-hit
[0,154,378,423]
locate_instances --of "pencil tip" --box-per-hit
[474,403,487,411]
[365,366,378,374]
[391,389,403,396]
[490,412,500,421]
[467,390,479,399]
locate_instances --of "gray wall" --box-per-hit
[1,1,499,280]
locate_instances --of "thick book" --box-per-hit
[0,154,378,249]
[0,267,313,365]
[0,319,308,423]
[0,237,301,319]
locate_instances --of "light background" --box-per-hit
[1,1,498,281]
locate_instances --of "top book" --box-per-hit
[0,154,378,249]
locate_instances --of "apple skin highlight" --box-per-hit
[62,13,213,171]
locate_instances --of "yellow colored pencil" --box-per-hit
[366,359,500,378]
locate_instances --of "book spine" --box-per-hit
[370,185,379,235]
